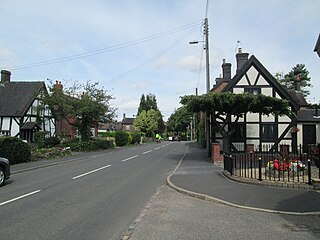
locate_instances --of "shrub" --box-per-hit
[64,138,114,151]
[97,132,116,138]
[115,131,129,146]
[130,132,141,144]
[0,137,32,164]
[64,138,97,152]
[34,132,47,147]
[92,139,114,149]
[44,137,60,148]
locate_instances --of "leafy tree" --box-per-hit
[181,92,294,153]
[137,93,165,133]
[133,109,160,137]
[45,81,115,141]
[275,64,312,97]
[167,106,193,133]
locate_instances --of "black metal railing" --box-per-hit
[224,144,320,185]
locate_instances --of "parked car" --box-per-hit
[0,157,10,187]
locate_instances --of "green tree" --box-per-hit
[45,81,115,141]
[167,106,193,133]
[181,92,294,153]
[137,93,165,133]
[133,109,160,137]
[275,64,312,97]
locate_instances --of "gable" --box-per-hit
[223,55,299,111]
[0,82,45,117]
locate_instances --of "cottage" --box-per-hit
[212,49,319,153]
[0,70,55,142]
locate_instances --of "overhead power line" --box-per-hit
[104,24,201,85]
[4,20,203,70]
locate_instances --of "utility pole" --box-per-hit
[204,17,211,157]
[189,18,211,156]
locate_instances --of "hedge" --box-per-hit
[0,137,32,165]
[115,131,129,146]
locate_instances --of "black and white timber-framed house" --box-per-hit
[0,70,56,142]
[211,48,318,153]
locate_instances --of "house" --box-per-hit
[211,49,318,153]
[53,81,78,139]
[121,114,136,132]
[0,70,55,142]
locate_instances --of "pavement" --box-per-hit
[167,142,320,215]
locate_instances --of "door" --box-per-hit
[302,125,316,153]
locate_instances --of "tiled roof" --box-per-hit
[0,81,45,117]
[297,109,320,122]
[122,118,135,124]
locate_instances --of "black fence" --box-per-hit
[224,144,320,185]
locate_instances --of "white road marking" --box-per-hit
[155,147,161,150]
[121,155,139,162]
[0,190,41,206]
[143,150,152,155]
[72,165,111,180]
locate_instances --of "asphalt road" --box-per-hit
[0,141,186,240]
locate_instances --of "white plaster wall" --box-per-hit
[278,124,291,138]
[1,118,10,130]
[238,76,248,85]
[233,88,243,94]
[261,88,273,97]
[246,113,259,122]
[11,120,20,137]
[257,75,269,85]
[261,114,275,122]
[246,124,259,138]
[246,66,258,85]
[278,115,291,122]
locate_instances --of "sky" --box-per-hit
[0,0,319,121]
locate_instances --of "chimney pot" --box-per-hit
[236,50,249,72]
[1,70,11,83]
[222,60,232,81]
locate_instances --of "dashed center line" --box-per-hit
[72,165,111,180]
[143,150,153,155]
[122,155,139,162]
[155,147,161,150]
[0,190,42,206]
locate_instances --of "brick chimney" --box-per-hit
[236,48,249,73]
[294,74,301,91]
[55,80,63,90]
[222,59,232,81]
[1,70,11,83]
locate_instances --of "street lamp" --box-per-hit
[189,17,211,157]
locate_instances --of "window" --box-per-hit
[244,88,261,95]
[230,124,245,141]
[261,124,277,141]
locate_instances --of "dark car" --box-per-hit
[0,157,10,186]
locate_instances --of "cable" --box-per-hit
[5,20,203,70]
[104,24,202,85]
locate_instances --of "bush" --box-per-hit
[34,132,47,147]
[92,139,114,149]
[97,132,116,138]
[0,137,32,164]
[64,138,97,152]
[44,137,60,148]
[64,138,114,151]
[130,132,141,144]
[115,131,129,146]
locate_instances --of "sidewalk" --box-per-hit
[167,142,320,215]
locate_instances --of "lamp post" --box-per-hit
[189,17,211,157]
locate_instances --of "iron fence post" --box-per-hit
[308,159,312,185]
[258,157,262,181]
